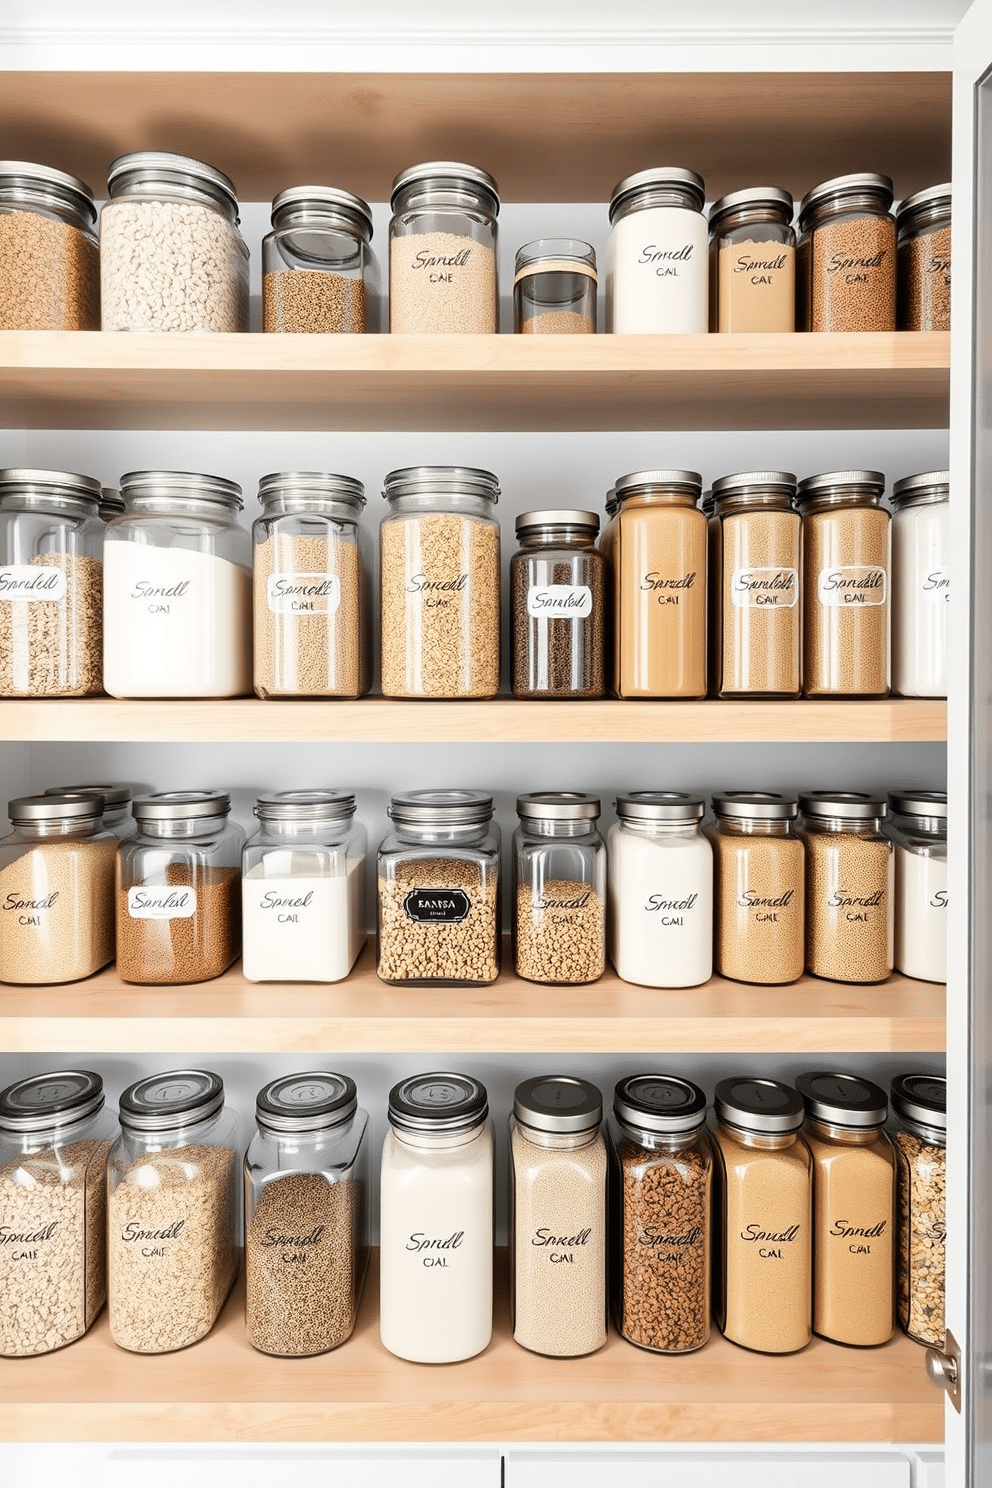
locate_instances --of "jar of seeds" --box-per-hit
[799,791,894,983]
[897,184,951,332]
[888,789,947,984]
[513,240,597,334]
[797,173,896,332]
[0,161,99,330]
[889,1073,946,1347]
[263,186,377,333]
[511,509,605,699]
[710,792,805,985]
[44,782,135,839]
[606,168,708,333]
[891,470,949,699]
[512,793,606,985]
[708,187,795,333]
[389,161,499,333]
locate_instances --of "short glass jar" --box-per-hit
[888,789,947,984]
[389,161,499,333]
[116,790,245,986]
[897,184,951,332]
[0,161,99,329]
[107,1069,239,1354]
[708,187,795,333]
[710,791,805,985]
[244,1072,370,1357]
[799,791,894,983]
[890,469,949,699]
[797,173,896,332]
[263,186,377,333]
[511,509,605,699]
[44,781,135,838]
[512,793,606,985]
[514,240,597,334]
[889,1072,946,1347]
[606,167,708,333]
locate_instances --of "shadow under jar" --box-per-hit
[796,172,896,333]
[889,1072,946,1348]
[708,186,795,333]
[897,183,951,333]
[798,790,893,983]
[513,239,597,334]
[511,508,605,699]
[389,161,499,334]
[512,792,606,985]
[710,791,805,985]
[263,185,377,333]
[0,161,99,330]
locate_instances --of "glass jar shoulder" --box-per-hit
[608,819,711,858]
[709,823,804,864]
[244,825,366,877]
[379,824,500,863]
[610,1123,712,1183]
[712,1121,811,1178]
[246,1108,369,1182]
[383,1120,494,1175]
[1,1106,117,1176]
[110,1105,240,1175]
[803,1123,894,1169]
[119,820,245,878]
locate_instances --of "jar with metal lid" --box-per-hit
[0,1069,116,1356]
[44,782,135,838]
[710,792,805,985]
[889,1073,946,1347]
[712,1076,812,1354]
[708,187,795,333]
[610,1074,712,1354]
[116,791,244,986]
[99,488,123,522]
[795,1071,895,1348]
[891,470,948,699]
[379,1072,493,1363]
[253,471,371,699]
[101,151,248,332]
[799,791,893,983]
[608,791,713,988]
[512,793,606,985]
[103,470,252,699]
[377,790,500,986]
[107,1069,239,1354]
[514,239,597,334]
[389,161,499,333]
[511,509,605,699]
[263,185,377,333]
[242,790,366,983]
[510,1075,607,1357]
[380,466,500,699]
[0,468,104,698]
[798,470,890,698]
[606,168,708,333]
[897,184,951,332]
[887,789,947,984]
[0,161,99,330]
[244,1072,370,1357]
[797,173,896,332]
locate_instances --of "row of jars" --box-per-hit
[0,155,950,336]
[0,1063,946,1362]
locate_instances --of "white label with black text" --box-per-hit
[730,567,798,608]
[527,584,593,619]
[127,886,197,919]
[817,566,887,606]
[0,566,67,602]
[267,573,341,615]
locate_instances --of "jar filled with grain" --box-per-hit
[891,470,949,699]
[887,789,947,984]
[0,1069,116,1356]
[514,239,597,334]
[606,168,708,333]
[798,470,890,698]
[512,793,606,985]
[0,161,99,330]
[263,186,377,333]
[708,187,795,333]
[511,509,605,699]
[897,184,951,332]
[389,162,499,333]
[377,790,500,986]
[710,791,805,985]
[510,1075,607,1357]
[611,1074,712,1354]
[244,1072,370,1357]
[712,1076,812,1354]
[44,783,135,839]
[253,471,371,699]
[108,1069,239,1354]
[889,1072,946,1347]
[797,173,896,332]
[380,466,500,699]
[116,790,244,986]
[799,791,894,983]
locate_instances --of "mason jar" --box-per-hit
[710,471,800,697]
[511,509,605,699]
[608,791,712,987]
[799,791,894,983]
[710,791,805,985]
[514,239,597,334]
[890,470,949,699]
[512,792,606,985]
[889,1072,946,1347]
[708,187,795,333]
[897,184,951,332]
[606,168,708,333]
[797,173,896,333]
[887,789,947,984]
[44,781,135,838]
[0,161,99,329]
[263,185,377,333]
[389,161,499,333]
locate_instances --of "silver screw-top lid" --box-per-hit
[387,789,494,827]
[796,470,886,513]
[609,167,705,222]
[388,1072,489,1135]
[708,185,794,229]
[896,183,951,223]
[605,487,619,516]
[132,790,232,822]
[888,788,947,819]
[799,790,887,821]
[614,469,702,501]
[795,1070,888,1128]
[100,487,124,518]
[255,1071,358,1133]
[516,791,600,822]
[254,789,357,823]
[107,151,239,211]
[515,509,600,536]
[891,1072,946,1133]
[270,184,373,239]
[890,470,949,509]
[382,466,500,504]
[45,782,132,809]
[615,790,705,823]
[119,1069,225,1133]
[120,470,244,511]
[514,1075,602,1134]
[614,1074,707,1135]
[0,160,97,226]
[257,471,366,511]
[8,792,105,824]
[391,161,500,213]
[711,471,797,504]
[715,1076,805,1134]
[712,791,798,822]
[0,1069,104,1134]
[798,172,894,225]
[0,468,102,508]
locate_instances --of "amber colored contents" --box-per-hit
[613,496,707,698]
[802,504,890,698]
[717,238,795,332]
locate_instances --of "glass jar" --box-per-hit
[509,1075,607,1357]
[710,791,805,985]
[708,187,795,333]
[379,466,500,699]
[611,1074,712,1354]
[890,469,949,699]
[514,240,597,334]
[389,162,499,333]
[0,161,99,330]
[379,1072,493,1363]
[44,782,135,838]
[0,468,104,698]
[897,184,951,332]
[107,1069,239,1354]
[608,791,713,988]
[712,1076,812,1354]
[0,1069,116,1356]
[797,173,896,333]
[263,186,377,333]
[242,789,366,984]
[103,470,252,699]
[512,792,606,985]
[511,509,605,699]
[606,168,708,333]
[798,470,890,698]
[116,790,244,986]
[889,1072,946,1347]
[377,790,501,986]
[795,1071,895,1348]
[252,471,371,699]
[887,789,947,984]
[101,152,249,332]
[799,791,894,983]
[244,1072,370,1357]
[611,469,707,698]
[710,471,800,697]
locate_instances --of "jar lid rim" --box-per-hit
[615,790,705,822]
[708,185,794,223]
[799,790,887,819]
[382,466,500,503]
[0,160,96,218]
[515,508,599,533]
[9,792,105,823]
[712,791,798,820]
[888,789,947,818]
[614,1074,707,1133]
[516,791,601,821]
[270,184,373,232]
[388,788,494,826]
[891,470,949,503]
[108,151,238,205]
[609,167,705,219]
[119,1069,225,1130]
[614,469,702,498]
[254,789,357,822]
[255,1071,358,1131]
[388,1071,489,1134]
[257,471,366,507]
[44,783,131,808]
[120,470,244,509]
[711,471,797,497]
[514,1075,602,1133]
[795,1070,888,1126]
[0,1069,104,1132]
[896,183,952,219]
[798,172,894,219]
[714,1076,805,1132]
[391,160,500,210]
[890,1072,946,1129]
[133,789,231,821]
[0,467,102,501]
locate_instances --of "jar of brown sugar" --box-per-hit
[797,173,895,333]
[263,186,377,334]
[389,161,499,333]
[710,791,805,985]
[799,791,893,983]
[513,239,597,334]
[897,184,951,332]
[889,1072,946,1348]
[0,161,99,330]
[512,793,606,985]
[511,509,605,699]
[708,187,795,333]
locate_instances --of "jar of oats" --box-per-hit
[797,173,895,332]
[512,793,606,985]
[710,791,805,985]
[263,185,377,333]
[0,161,99,330]
[897,184,951,332]
[799,791,894,983]
[389,161,499,333]
[889,1072,946,1348]
[708,186,795,333]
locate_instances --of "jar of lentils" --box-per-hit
[511,508,605,699]
[708,186,795,333]
[799,791,894,984]
[514,239,597,334]
[606,167,708,333]
[263,185,377,333]
[897,184,951,332]
[890,469,949,699]
[710,791,805,985]
[889,1072,946,1347]
[888,789,947,985]
[0,161,99,330]
[389,161,499,333]
[512,793,606,985]
[797,173,896,332]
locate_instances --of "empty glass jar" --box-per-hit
[0,161,99,329]
[263,186,377,333]
[512,793,606,985]
[514,240,597,334]
[606,168,708,333]
[888,789,947,984]
[511,509,605,699]
[708,187,795,332]
[797,173,896,333]
[389,161,499,333]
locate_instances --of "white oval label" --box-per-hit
[127,886,197,919]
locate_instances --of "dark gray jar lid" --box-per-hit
[615,790,704,823]
[119,1069,225,1132]
[888,788,947,819]
[516,791,600,821]
[254,789,357,823]
[132,790,231,822]
[614,1074,707,1135]
[799,790,887,821]
[388,1072,488,1135]
[712,791,798,821]
[795,1071,888,1128]
[891,1073,946,1132]
[388,789,494,827]
[9,792,105,824]
[255,1072,358,1133]
[715,1076,805,1134]
[514,1075,602,1134]
[0,1070,104,1133]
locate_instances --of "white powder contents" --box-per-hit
[607,825,713,987]
[242,854,364,983]
[894,843,946,983]
[891,501,949,698]
[606,206,708,333]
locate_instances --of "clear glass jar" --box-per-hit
[710,471,800,697]
[116,790,245,986]
[44,782,135,839]
[107,1070,239,1354]
[389,162,499,333]
[379,1072,493,1363]
[511,509,605,699]
[0,161,99,329]
[887,789,947,984]
[799,791,894,983]
[242,790,367,984]
[263,186,377,333]
[891,470,949,699]
[379,466,501,699]
[509,1075,607,1357]
[798,470,890,698]
[611,1074,712,1354]
[244,1072,370,1357]
[897,184,951,332]
[101,152,249,332]
[514,239,597,334]
[797,173,895,333]
[0,468,104,698]
[889,1073,946,1347]
[99,488,124,523]
[708,187,795,333]
[103,470,252,699]
[710,792,805,985]
[606,168,708,333]
[252,471,371,699]
[512,793,606,985]
[0,1069,116,1356]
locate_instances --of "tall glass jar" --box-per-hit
[116,790,244,986]
[252,471,371,699]
[107,1069,239,1354]
[514,240,597,334]
[606,168,708,333]
[797,173,896,332]
[887,789,947,984]
[242,789,366,983]
[890,469,949,699]
[889,1072,946,1347]
[509,1075,607,1357]
[897,184,951,332]
[710,791,805,985]
[799,791,894,983]
[44,781,135,838]
[379,1072,493,1363]
[379,466,500,699]
[708,187,795,333]
[263,186,377,333]
[389,162,499,333]
[377,790,501,986]
[0,1069,116,1356]
[103,470,252,699]
[0,468,104,698]
[244,1072,370,1357]
[512,792,606,985]
[511,509,605,699]
[0,161,99,329]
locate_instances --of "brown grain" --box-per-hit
[805,1122,895,1347]
[263,269,366,333]
[0,552,102,698]
[802,504,890,697]
[253,530,364,698]
[808,214,896,332]
[510,549,605,699]
[520,309,593,334]
[390,230,497,333]
[0,208,99,330]
[515,878,605,984]
[802,827,893,982]
[116,863,240,985]
[715,507,800,697]
[377,856,499,984]
[711,829,805,984]
[898,224,950,332]
[0,834,116,984]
